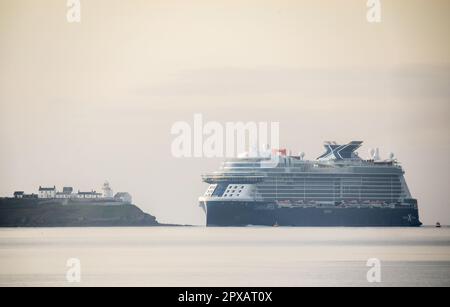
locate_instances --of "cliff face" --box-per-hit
[0,198,159,227]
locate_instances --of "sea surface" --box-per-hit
[0,227,449,287]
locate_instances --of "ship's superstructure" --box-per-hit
[199,141,421,227]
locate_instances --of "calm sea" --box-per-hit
[0,227,449,287]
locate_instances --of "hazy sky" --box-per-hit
[0,0,449,225]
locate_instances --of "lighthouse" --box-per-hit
[102,181,113,198]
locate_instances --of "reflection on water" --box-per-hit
[0,227,449,286]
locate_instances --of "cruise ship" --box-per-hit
[199,141,421,227]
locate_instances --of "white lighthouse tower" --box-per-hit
[102,181,113,198]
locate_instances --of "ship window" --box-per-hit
[237,194,240,197]
[241,186,244,188]
[239,190,242,193]
[223,194,227,197]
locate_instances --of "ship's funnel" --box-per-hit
[317,141,363,161]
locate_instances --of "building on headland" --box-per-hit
[56,187,74,199]
[9,182,132,205]
[14,191,24,199]
[23,193,38,199]
[114,192,132,204]
[38,186,56,199]
[77,191,102,199]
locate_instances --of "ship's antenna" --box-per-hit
[299,152,305,160]
[374,148,381,160]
